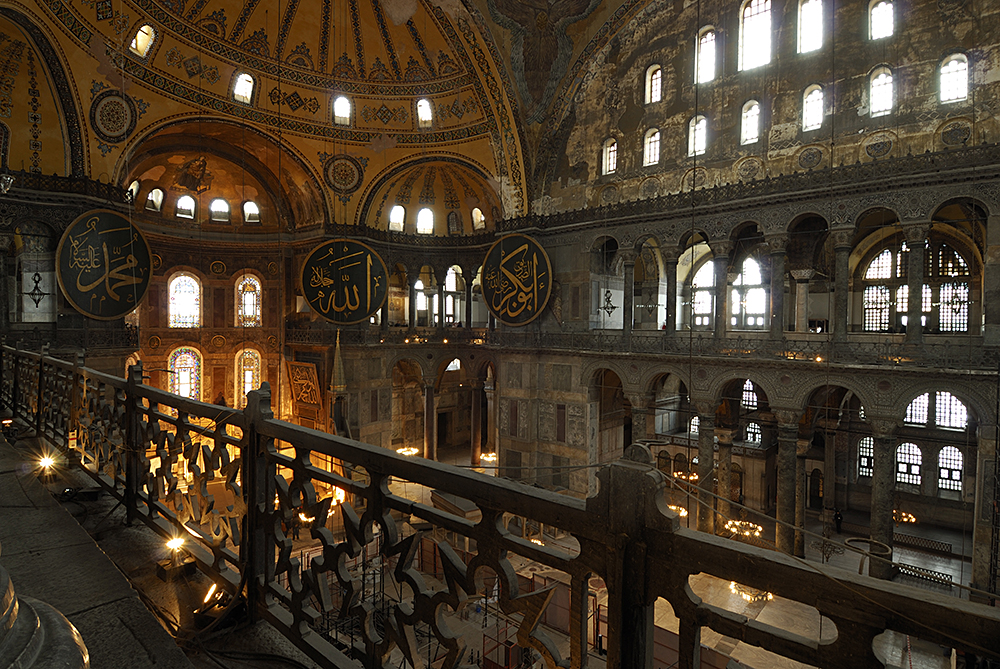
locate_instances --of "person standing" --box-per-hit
[834,509,843,534]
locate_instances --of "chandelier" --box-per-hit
[730,581,773,603]
[723,519,762,538]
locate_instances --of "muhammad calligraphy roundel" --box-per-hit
[481,234,552,327]
[300,239,389,325]
[56,210,153,321]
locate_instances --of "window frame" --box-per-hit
[940,54,969,103]
[209,198,231,222]
[696,28,716,84]
[730,255,767,329]
[688,115,707,157]
[869,0,894,40]
[129,23,157,58]
[235,348,262,409]
[333,95,352,126]
[416,207,434,235]
[389,205,406,232]
[146,188,164,212]
[643,128,660,166]
[168,347,202,400]
[168,272,202,329]
[235,273,263,327]
[738,0,772,72]
[645,65,662,104]
[602,138,618,175]
[416,99,433,128]
[797,0,822,54]
[869,66,894,117]
[741,100,761,145]
[802,85,824,131]
[176,195,197,220]
[242,201,261,224]
[895,442,922,487]
[232,72,255,105]
[938,446,963,492]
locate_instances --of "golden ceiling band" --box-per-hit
[481,233,552,327]
[300,239,389,325]
[55,210,153,321]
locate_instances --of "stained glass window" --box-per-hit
[896,443,921,486]
[938,446,963,491]
[169,347,202,400]
[237,349,261,409]
[236,275,261,327]
[858,436,874,477]
[169,274,200,328]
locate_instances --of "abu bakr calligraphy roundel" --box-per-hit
[481,234,552,326]
[56,210,153,321]
[300,239,389,325]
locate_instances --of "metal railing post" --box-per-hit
[243,381,275,620]
[35,343,48,436]
[124,361,143,526]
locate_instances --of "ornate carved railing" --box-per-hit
[2,343,999,669]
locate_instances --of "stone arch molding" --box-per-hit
[702,369,780,411]
[885,378,993,426]
[794,377,880,420]
[386,352,433,380]
[578,359,636,394]
[637,365,692,396]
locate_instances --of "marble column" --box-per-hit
[774,410,800,554]
[436,280,446,330]
[423,380,436,460]
[622,253,636,336]
[628,393,651,443]
[484,380,496,453]
[695,406,716,534]
[983,215,1000,345]
[767,234,788,340]
[380,299,388,331]
[408,274,419,332]
[0,252,8,331]
[795,438,809,558]
[470,380,482,466]
[971,423,997,596]
[903,224,929,345]
[464,270,473,328]
[869,417,897,580]
[711,246,729,339]
[716,428,734,524]
[823,428,837,523]
[791,269,815,332]
[832,231,852,343]
[664,251,679,336]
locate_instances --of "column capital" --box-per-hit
[790,269,815,282]
[715,427,735,446]
[407,273,421,287]
[773,408,801,428]
[796,438,811,456]
[765,233,789,254]
[830,229,853,250]
[866,416,898,438]
[692,400,717,418]
[976,423,996,441]
[662,246,682,263]
[901,222,930,245]
[626,392,650,409]
[620,249,638,266]
[421,376,437,389]
[707,239,731,257]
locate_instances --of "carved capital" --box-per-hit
[692,400,717,419]
[707,239,731,257]
[620,249,638,267]
[715,427,735,446]
[773,408,801,428]
[796,438,811,456]
[662,246,682,263]
[627,393,650,410]
[830,230,853,250]
[790,269,815,282]
[866,416,898,438]
[766,233,789,254]
[901,223,930,245]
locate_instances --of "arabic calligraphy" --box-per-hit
[300,239,388,325]
[56,210,152,320]
[481,234,552,326]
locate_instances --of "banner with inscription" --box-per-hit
[481,234,552,326]
[55,210,152,320]
[301,239,389,325]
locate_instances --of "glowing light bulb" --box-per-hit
[39,456,54,469]
[166,537,185,551]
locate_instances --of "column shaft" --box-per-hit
[437,283,445,329]
[697,413,716,534]
[408,279,418,332]
[833,246,850,342]
[769,251,786,339]
[716,429,733,524]
[870,433,896,579]
[464,279,473,327]
[795,440,808,557]
[713,255,728,339]
[423,383,436,460]
[776,424,798,554]
[623,259,635,336]
[665,257,678,336]
[905,238,926,344]
[470,383,482,466]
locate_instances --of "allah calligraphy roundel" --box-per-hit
[481,234,552,327]
[300,239,389,325]
[56,210,153,321]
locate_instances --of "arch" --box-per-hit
[235,272,262,327]
[168,347,202,400]
[706,373,777,413]
[894,383,984,428]
[796,381,878,427]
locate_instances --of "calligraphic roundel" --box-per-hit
[481,234,552,326]
[300,239,389,325]
[56,210,153,321]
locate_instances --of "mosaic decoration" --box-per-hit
[55,210,153,320]
[348,0,365,78]
[300,239,388,325]
[168,347,202,400]
[237,349,262,408]
[942,121,972,146]
[240,28,270,57]
[437,51,460,76]
[481,234,552,326]
[798,147,823,169]
[147,335,160,349]
[236,275,261,326]
[211,334,226,349]
[164,47,221,83]
[42,0,93,44]
[268,87,320,114]
[369,0,401,79]
[89,88,138,144]
[185,0,208,21]
[274,0,300,60]
[331,52,355,78]
[321,153,366,203]
[228,0,261,43]
[151,254,162,269]
[865,136,893,159]
[419,166,437,204]
[0,39,25,119]
[361,104,407,125]
[286,42,312,69]
[403,56,431,82]
[210,260,226,274]
[197,9,226,36]
[737,158,763,181]
[27,49,40,172]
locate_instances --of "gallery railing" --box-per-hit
[2,343,999,669]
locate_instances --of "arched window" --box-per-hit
[862,239,970,332]
[445,267,458,292]
[905,393,929,424]
[602,138,618,175]
[645,65,662,104]
[176,195,196,219]
[129,24,156,57]
[333,95,351,125]
[243,201,261,224]
[731,257,766,328]
[803,86,824,130]
[210,198,230,222]
[688,116,707,157]
[236,274,262,327]
[414,280,427,311]
[233,73,255,104]
[696,29,716,83]
[935,391,968,429]
[691,261,715,328]
[858,436,874,477]
[169,347,202,400]
[416,207,434,234]
[870,67,893,117]
[940,54,968,103]
[798,0,822,53]
[938,446,963,491]
[169,273,201,328]
[643,129,660,166]
[870,0,893,40]
[745,422,762,443]
[896,443,921,486]
[236,349,261,409]
[146,188,164,212]
[739,0,771,71]
[389,205,406,232]
[472,207,486,230]
[126,180,140,203]
[416,99,433,127]
[741,379,758,410]
[741,101,760,144]
[689,416,700,434]
[445,358,461,372]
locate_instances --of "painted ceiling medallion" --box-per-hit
[322,153,367,204]
[89,89,137,144]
